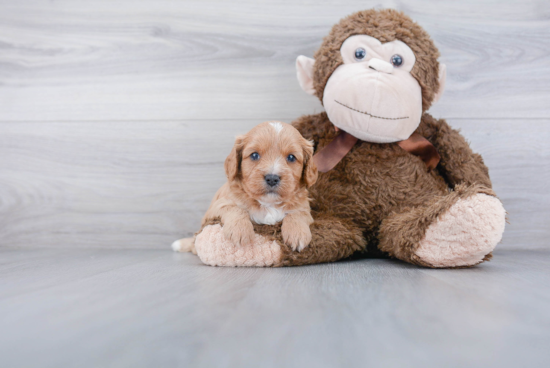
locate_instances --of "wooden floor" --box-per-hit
[1,248,549,368]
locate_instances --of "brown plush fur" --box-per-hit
[198,9,498,268]
[286,112,495,267]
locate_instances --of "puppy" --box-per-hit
[172,121,318,254]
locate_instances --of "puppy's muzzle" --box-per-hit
[264,174,280,188]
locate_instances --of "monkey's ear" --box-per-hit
[302,139,318,188]
[432,63,446,104]
[224,135,245,181]
[296,56,316,96]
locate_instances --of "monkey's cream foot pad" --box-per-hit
[415,194,506,268]
[195,224,282,267]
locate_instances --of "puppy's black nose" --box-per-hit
[264,174,280,187]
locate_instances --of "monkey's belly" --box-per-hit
[311,148,449,225]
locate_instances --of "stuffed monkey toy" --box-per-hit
[190,9,506,268]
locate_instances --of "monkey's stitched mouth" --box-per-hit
[335,100,409,120]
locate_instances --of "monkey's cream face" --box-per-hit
[323,35,422,143]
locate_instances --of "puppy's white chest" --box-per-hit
[250,202,286,225]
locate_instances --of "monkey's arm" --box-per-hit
[416,114,492,188]
[194,212,365,267]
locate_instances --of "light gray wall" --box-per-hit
[1,0,548,249]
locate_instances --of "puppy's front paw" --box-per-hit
[223,219,255,246]
[282,219,312,252]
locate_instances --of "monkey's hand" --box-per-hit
[282,214,312,252]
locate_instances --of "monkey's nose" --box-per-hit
[368,58,393,74]
[265,174,280,187]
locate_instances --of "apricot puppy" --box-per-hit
[172,121,318,253]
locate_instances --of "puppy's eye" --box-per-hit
[354,48,366,60]
[287,154,296,163]
[250,152,260,161]
[390,54,403,67]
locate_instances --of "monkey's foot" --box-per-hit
[194,224,282,267]
[414,194,506,268]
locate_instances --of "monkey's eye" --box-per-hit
[390,54,403,67]
[250,152,260,161]
[354,48,366,60]
[287,154,296,163]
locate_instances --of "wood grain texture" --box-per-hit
[1,248,549,368]
[0,119,548,249]
[0,0,549,121]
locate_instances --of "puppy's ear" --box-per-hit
[225,135,245,181]
[301,139,318,188]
